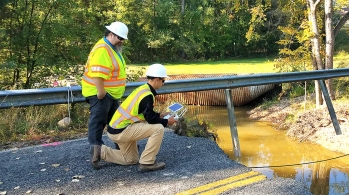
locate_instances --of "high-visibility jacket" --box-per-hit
[109,84,154,129]
[81,38,126,99]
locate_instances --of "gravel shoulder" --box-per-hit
[248,95,349,154]
[0,130,312,195]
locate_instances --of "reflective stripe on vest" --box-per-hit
[82,76,126,87]
[82,43,126,87]
[111,88,152,128]
[115,107,141,123]
[90,66,109,75]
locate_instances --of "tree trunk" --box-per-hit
[307,0,324,107]
[325,0,335,99]
[311,55,322,107]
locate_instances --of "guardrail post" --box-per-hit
[224,89,241,157]
[318,80,342,135]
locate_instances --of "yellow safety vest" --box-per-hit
[81,38,126,99]
[109,84,155,129]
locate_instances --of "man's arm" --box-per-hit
[93,77,106,99]
[139,95,177,126]
[139,95,167,126]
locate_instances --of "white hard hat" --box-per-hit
[105,21,128,40]
[146,64,169,78]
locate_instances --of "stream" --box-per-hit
[186,105,349,195]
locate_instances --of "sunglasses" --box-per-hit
[114,34,125,41]
[159,78,165,83]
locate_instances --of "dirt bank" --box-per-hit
[248,95,349,154]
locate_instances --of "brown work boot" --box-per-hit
[138,162,166,172]
[90,145,101,170]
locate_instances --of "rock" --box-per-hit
[57,117,72,128]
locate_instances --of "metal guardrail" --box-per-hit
[1,68,349,108]
[1,68,349,157]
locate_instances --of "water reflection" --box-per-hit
[186,105,349,195]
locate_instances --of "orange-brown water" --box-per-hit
[187,105,349,195]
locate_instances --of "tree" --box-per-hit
[308,0,349,106]
[0,0,61,89]
[276,0,349,107]
[245,1,278,55]
[0,0,113,89]
[1,0,303,89]
[274,0,311,73]
[326,1,349,99]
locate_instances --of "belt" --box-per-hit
[107,126,126,134]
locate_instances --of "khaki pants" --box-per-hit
[101,123,164,165]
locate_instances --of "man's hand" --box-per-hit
[160,112,171,118]
[167,115,178,126]
[97,90,107,99]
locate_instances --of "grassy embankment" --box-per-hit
[130,58,276,75]
[0,58,276,148]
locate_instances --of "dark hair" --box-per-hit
[105,29,112,37]
[147,76,156,80]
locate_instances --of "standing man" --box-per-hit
[90,64,178,172]
[82,21,128,153]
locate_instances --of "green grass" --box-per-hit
[129,52,349,75]
[129,58,276,75]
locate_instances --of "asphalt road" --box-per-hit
[0,129,312,195]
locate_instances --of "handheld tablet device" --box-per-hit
[168,103,183,112]
[163,103,186,120]
[163,114,178,119]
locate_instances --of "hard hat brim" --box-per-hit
[105,25,128,40]
[146,75,169,78]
